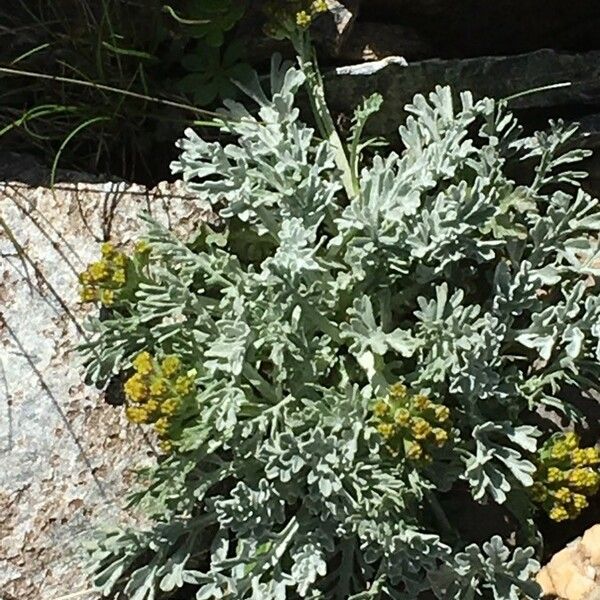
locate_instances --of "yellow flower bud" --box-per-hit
[394,408,411,426]
[154,417,170,436]
[124,373,148,403]
[572,493,589,511]
[377,422,395,439]
[584,447,600,465]
[389,383,407,400]
[296,10,311,27]
[432,427,449,448]
[135,240,151,254]
[79,270,92,285]
[433,405,450,423]
[133,351,154,376]
[411,417,432,440]
[413,394,430,411]
[100,288,115,307]
[159,439,173,453]
[546,467,564,483]
[552,439,571,460]
[149,377,168,398]
[112,269,126,285]
[88,261,109,282]
[112,253,127,268]
[406,442,423,461]
[553,487,571,503]
[549,504,569,522]
[125,405,149,424]
[80,286,97,303]
[161,398,181,417]
[175,374,194,395]
[311,0,328,14]
[564,432,579,450]
[571,448,588,466]
[567,468,588,489]
[373,400,389,418]
[145,399,160,414]
[101,242,115,257]
[161,355,181,377]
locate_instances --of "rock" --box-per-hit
[325,50,600,133]
[338,22,434,62]
[583,527,600,567]
[578,114,600,194]
[0,180,210,599]
[324,49,600,196]
[312,0,360,57]
[537,524,600,600]
[354,1,600,57]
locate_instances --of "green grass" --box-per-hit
[0,0,249,183]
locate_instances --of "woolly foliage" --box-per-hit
[82,56,600,599]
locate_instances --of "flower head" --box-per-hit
[133,351,154,376]
[101,242,115,257]
[311,0,328,13]
[112,269,126,285]
[80,287,97,302]
[549,505,569,522]
[410,417,432,440]
[295,10,311,27]
[371,382,451,465]
[406,442,423,461]
[532,433,599,521]
[154,417,170,437]
[124,373,148,403]
[394,408,410,426]
[88,261,109,282]
[161,355,181,377]
[377,422,395,439]
[135,240,151,254]
[373,400,389,418]
[100,289,115,307]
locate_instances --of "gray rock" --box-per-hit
[312,0,360,57]
[325,49,600,133]
[339,21,434,62]
[0,180,210,599]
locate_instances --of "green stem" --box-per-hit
[425,489,458,543]
[293,33,358,200]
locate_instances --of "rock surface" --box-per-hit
[0,180,209,600]
[537,525,600,600]
[323,49,600,194]
[325,50,600,133]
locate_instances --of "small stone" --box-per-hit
[536,567,556,596]
[537,525,600,600]
[582,525,600,566]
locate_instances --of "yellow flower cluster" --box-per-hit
[530,432,600,522]
[296,0,328,27]
[263,0,328,33]
[79,242,128,306]
[371,383,451,463]
[123,351,195,452]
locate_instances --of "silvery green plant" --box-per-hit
[82,51,600,600]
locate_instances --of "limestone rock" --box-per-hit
[537,524,600,600]
[0,180,209,600]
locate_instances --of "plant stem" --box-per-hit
[293,33,358,200]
